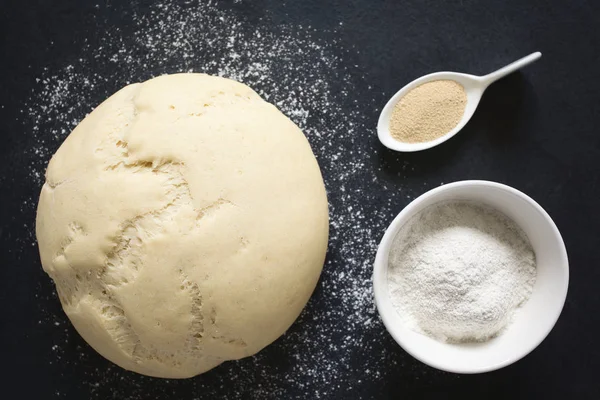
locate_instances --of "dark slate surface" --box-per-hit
[1,0,599,398]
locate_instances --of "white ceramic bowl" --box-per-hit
[373,180,569,373]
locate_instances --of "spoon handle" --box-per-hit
[479,52,542,87]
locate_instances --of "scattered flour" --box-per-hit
[18,0,434,398]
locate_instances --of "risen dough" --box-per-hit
[36,73,329,378]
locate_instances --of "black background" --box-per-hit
[1,0,599,398]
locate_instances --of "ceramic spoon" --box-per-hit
[377,52,542,152]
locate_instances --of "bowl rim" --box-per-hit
[372,180,569,373]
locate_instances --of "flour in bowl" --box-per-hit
[387,201,537,343]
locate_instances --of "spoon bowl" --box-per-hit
[377,52,541,152]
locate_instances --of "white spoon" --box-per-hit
[377,52,542,152]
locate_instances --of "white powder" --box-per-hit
[388,201,537,343]
[20,1,406,397]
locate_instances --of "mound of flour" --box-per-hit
[388,201,537,342]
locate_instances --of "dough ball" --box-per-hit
[36,73,329,378]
